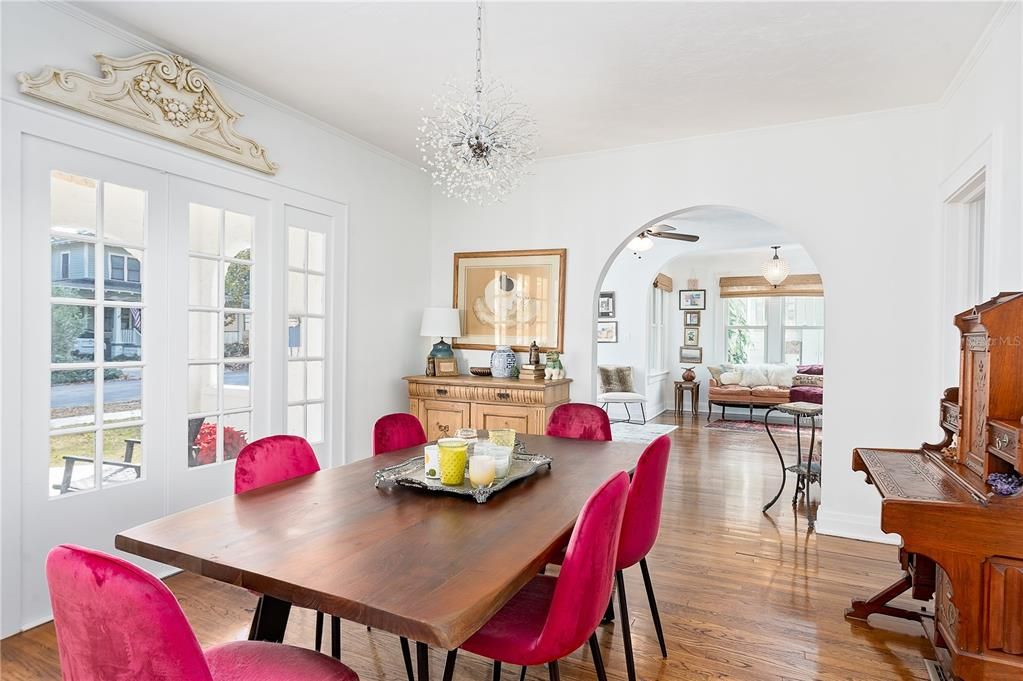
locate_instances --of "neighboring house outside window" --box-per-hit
[109,253,126,281]
[60,251,70,279]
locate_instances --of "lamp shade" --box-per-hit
[420,307,461,338]
[628,234,653,252]
[762,246,790,287]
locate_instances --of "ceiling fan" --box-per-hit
[628,224,699,256]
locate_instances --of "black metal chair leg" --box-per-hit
[330,616,340,659]
[639,402,646,424]
[588,633,608,681]
[616,570,637,681]
[493,660,503,681]
[416,641,430,681]
[602,592,615,623]
[624,402,632,422]
[400,637,415,681]
[639,558,668,658]
[442,649,458,681]
[314,611,323,652]
[519,666,527,681]
[547,660,561,681]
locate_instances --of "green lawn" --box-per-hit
[49,425,142,467]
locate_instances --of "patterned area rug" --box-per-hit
[610,422,678,444]
[705,419,817,436]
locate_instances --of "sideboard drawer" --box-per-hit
[473,386,545,405]
[941,400,960,433]
[988,421,1020,466]
[409,383,475,401]
[471,403,540,434]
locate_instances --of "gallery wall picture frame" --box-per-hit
[684,311,701,326]
[596,321,618,343]
[598,291,616,319]
[453,248,567,351]
[679,289,706,310]
[684,327,700,347]
[679,346,703,363]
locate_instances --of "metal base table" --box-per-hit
[762,401,822,526]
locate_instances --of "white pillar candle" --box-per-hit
[468,454,496,488]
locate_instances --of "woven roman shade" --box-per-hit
[719,273,823,298]
[653,274,673,292]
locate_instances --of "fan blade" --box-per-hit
[647,224,677,234]
[648,232,699,242]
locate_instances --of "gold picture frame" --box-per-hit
[453,249,567,351]
[684,327,700,347]
[434,357,459,377]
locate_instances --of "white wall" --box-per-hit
[431,105,946,544]
[1,2,431,636]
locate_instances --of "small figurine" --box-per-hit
[426,355,436,376]
[544,351,565,380]
[528,340,540,366]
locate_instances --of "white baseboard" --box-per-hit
[814,507,901,545]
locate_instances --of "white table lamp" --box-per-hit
[420,308,461,358]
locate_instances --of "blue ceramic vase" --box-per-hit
[490,345,517,378]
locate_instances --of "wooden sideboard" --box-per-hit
[403,374,572,440]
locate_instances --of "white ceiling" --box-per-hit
[655,206,794,254]
[79,1,999,162]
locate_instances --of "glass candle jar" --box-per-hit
[468,454,497,489]
[437,438,468,486]
[488,428,516,449]
[423,444,440,479]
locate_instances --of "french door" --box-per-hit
[21,138,170,626]
[18,140,284,625]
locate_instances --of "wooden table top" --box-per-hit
[115,433,646,649]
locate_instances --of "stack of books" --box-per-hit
[518,364,546,380]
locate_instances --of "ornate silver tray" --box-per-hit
[374,451,553,503]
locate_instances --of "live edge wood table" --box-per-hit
[116,433,645,681]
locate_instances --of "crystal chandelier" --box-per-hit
[762,246,790,287]
[416,0,538,205]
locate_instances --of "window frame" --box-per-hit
[723,295,824,365]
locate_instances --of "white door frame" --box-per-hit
[1,99,348,636]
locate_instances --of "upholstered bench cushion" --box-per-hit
[790,385,823,404]
[598,391,646,403]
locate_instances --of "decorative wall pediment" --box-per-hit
[17,51,278,175]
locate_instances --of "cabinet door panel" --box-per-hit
[472,403,537,434]
[422,400,469,441]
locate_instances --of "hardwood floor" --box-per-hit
[1,414,933,680]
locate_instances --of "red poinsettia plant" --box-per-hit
[193,423,249,465]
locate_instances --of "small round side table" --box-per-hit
[674,381,699,416]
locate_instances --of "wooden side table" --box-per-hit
[674,381,699,416]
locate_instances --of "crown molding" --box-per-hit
[939,1,1019,106]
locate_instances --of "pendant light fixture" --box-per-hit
[762,246,790,287]
[416,0,539,205]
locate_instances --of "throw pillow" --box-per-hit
[706,364,726,383]
[769,365,796,388]
[598,366,635,393]
[797,364,824,376]
[740,367,769,387]
[792,373,824,388]
[719,371,743,385]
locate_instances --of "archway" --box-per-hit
[591,205,825,422]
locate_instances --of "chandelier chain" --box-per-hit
[475,0,483,94]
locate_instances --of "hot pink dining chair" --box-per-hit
[611,434,672,681]
[440,471,630,681]
[373,413,428,455]
[46,544,358,681]
[545,403,613,441]
[233,436,333,655]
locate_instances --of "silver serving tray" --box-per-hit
[374,450,553,503]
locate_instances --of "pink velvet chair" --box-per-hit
[611,434,672,681]
[545,403,613,441]
[441,471,630,681]
[234,436,332,655]
[46,544,358,681]
[373,413,428,455]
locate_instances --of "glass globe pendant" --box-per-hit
[416,1,538,205]
[762,246,790,287]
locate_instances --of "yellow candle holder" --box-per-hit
[437,438,468,486]
[488,428,516,448]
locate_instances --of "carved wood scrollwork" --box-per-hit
[17,51,278,175]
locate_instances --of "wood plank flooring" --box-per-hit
[1,414,933,680]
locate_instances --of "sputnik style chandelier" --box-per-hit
[416,0,538,205]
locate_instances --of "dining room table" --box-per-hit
[115,432,648,681]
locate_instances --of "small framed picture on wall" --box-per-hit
[679,289,706,310]
[684,311,701,326]
[684,327,700,347]
[679,346,703,364]
[596,321,618,343]
[598,291,616,319]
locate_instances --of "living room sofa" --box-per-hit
[707,363,823,421]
